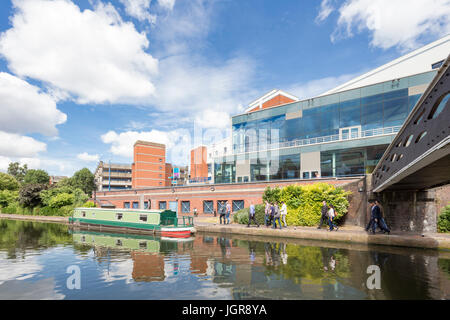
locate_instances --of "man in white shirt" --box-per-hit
[280,201,288,228]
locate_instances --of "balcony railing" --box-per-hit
[233,126,402,154]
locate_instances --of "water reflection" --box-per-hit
[0,219,449,300]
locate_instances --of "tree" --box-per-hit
[19,184,47,208]
[23,169,50,185]
[71,168,95,196]
[0,172,20,191]
[7,162,28,184]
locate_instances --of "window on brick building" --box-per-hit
[181,201,190,213]
[232,200,244,212]
[159,201,167,210]
[124,202,130,209]
[203,200,214,213]
[132,202,139,209]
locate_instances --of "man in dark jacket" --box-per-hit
[366,201,390,234]
[317,200,328,229]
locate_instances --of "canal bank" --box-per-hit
[1,213,449,250]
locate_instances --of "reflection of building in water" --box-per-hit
[131,252,165,282]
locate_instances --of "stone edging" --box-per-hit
[195,224,450,251]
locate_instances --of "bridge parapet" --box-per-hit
[372,54,450,192]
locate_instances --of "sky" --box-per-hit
[0,0,449,176]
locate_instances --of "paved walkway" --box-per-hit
[193,216,450,250]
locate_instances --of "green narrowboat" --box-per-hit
[69,207,195,237]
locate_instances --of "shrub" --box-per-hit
[0,190,19,208]
[260,182,351,227]
[438,205,450,233]
[0,172,20,191]
[233,204,266,225]
[48,193,75,209]
[82,201,96,208]
[19,183,47,208]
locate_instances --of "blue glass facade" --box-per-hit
[214,71,436,183]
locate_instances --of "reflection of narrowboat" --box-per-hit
[71,229,194,253]
[69,208,195,238]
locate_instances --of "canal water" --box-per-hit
[0,219,449,300]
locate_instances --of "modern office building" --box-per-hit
[213,35,450,183]
[94,161,132,191]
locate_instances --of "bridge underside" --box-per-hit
[383,152,450,191]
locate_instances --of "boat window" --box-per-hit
[139,215,148,222]
[139,241,147,249]
[116,213,123,220]
[82,211,86,217]
[116,239,123,246]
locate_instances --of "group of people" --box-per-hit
[366,200,390,234]
[317,200,339,231]
[247,201,288,229]
[219,200,232,224]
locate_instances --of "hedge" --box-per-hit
[438,205,450,233]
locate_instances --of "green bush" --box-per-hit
[0,190,19,208]
[41,186,87,207]
[82,201,96,208]
[233,204,266,225]
[0,172,20,191]
[261,182,351,227]
[438,205,450,233]
[48,193,75,209]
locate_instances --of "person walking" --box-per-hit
[226,201,231,224]
[219,201,226,224]
[280,201,288,228]
[317,200,328,229]
[272,202,281,229]
[247,201,260,227]
[328,204,338,231]
[376,200,390,234]
[264,201,271,227]
[365,200,377,233]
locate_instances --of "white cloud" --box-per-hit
[101,129,191,165]
[77,152,100,162]
[151,55,256,129]
[315,0,334,24]
[0,0,158,104]
[319,0,450,51]
[0,156,11,172]
[119,0,156,23]
[0,131,47,158]
[158,0,176,11]
[285,72,360,99]
[0,72,66,136]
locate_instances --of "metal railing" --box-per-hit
[160,216,194,227]
[233,126,402,154]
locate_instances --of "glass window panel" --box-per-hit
[361,93,384,105]
[339,88,361,102]
[361,82,384,98]
[362,102,383,130]
[384,88,408,101]
[383,96,408,127]
[320,104,339,136]
[339,102,361,128]
[408,94,421,112]
[320,152,333,177]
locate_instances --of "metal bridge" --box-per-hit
[372,54,450,192]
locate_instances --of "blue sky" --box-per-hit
[0,0,449,176]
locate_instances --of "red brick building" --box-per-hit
[132,140,167,189]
